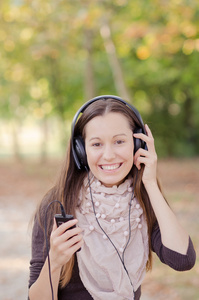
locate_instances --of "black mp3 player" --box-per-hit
[55,214,75,228]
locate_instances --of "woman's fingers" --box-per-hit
[49,220,84,267]
[54,225,83,244]
[133,148,149,170]
[54,219,78,235]
[133,124,155,153]
[57,232,84,253]
[51,219,83,246]
[133,124,157,183]
[144,124,153,137]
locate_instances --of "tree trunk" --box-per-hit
[11,119,22,162]
[84,28,96,100]
[40,117,49,163]
[100,18,131,101]
[184,91,196,146]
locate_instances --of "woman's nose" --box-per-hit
[103,145,116,161]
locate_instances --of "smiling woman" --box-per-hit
[28,96,196,300]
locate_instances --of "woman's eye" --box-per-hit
[92,142,101,147]
[116,140,124,145]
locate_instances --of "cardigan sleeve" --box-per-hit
[28,216,47,288]
[151,224,196,271]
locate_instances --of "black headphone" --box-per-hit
[71,95,147,170]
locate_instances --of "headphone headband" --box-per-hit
[71,95,146,170]
[71,95,145,134]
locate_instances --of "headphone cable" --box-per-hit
[122,169,138,264]
[86,168,135,290]
[44,200,66,300]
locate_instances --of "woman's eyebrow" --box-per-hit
[113,133,127,138]
[88,133,127,142]
[89,137,101,142]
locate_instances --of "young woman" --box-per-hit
[28,96,196,300]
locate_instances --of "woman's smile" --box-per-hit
[100,163,122,171]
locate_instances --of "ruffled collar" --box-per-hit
[78,174,143,230]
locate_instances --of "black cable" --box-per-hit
[122,169,138,264]
[122,194,134,263]
[86,168,135,290]
[44,200,66,300]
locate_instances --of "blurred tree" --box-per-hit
[0,0,199,158]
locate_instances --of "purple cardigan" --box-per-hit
[29,218,196,300]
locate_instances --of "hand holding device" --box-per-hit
[54,214,81,252]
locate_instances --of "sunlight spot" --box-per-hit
[168,104,180,116]
[20,28,33,41]
[0,29,6,41]
[4,40,15,52]
[183,39,195,55]
[30,86,42,99]
[136,46,150,60]
[195,39,199,52]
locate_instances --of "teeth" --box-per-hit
[101,164,120,170]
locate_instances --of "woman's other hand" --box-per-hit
[133,124,157,186]
[49,219,84,271]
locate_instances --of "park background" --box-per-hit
[0,0,198,299]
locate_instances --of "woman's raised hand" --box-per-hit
[133,124,157,186]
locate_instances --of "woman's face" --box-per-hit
[85,112,134,187]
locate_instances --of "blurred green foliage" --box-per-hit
[0,0,199,157]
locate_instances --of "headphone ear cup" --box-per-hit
[133,127,143,153]
[74,136,88,169]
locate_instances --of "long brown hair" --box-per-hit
[36,98,157,287]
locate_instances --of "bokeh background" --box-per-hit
[0,0,198,299]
